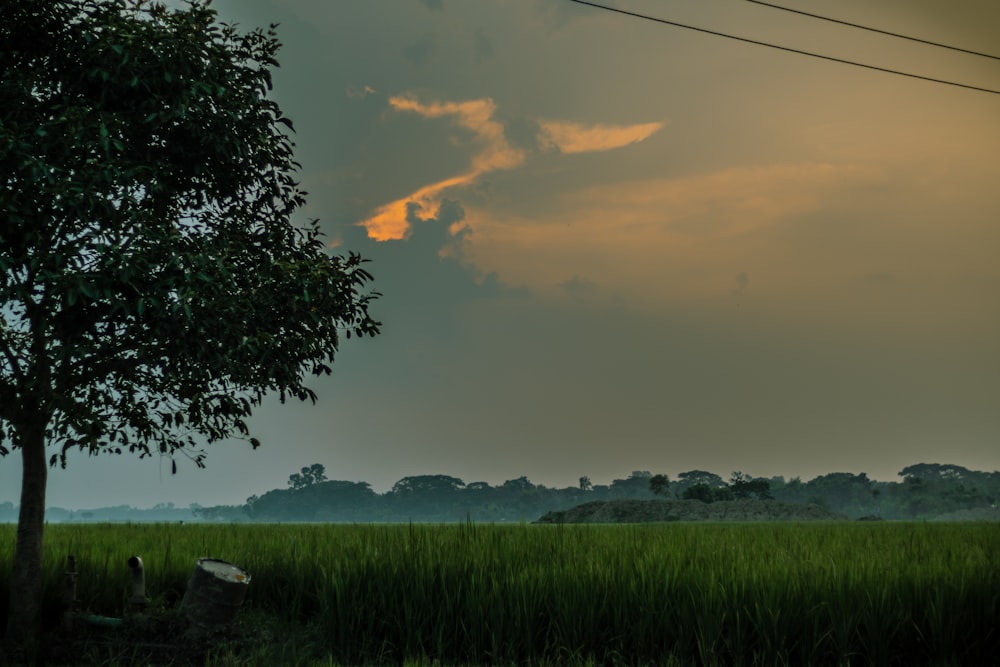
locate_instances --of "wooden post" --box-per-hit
[62,555,78,632]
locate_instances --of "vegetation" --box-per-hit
[0,522,996,665]
[535,499,846,523]
[191,462,1000,523]
[0,0,378,644]
[3,463,994,525]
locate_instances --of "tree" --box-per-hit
[0,0,379,645]
[682,483,734,503]
[674,470,727,495]
[729,471,772,500]
[801,472,872,515]
[899,463,971,482]
[466,481,492,492]
[248,479,377,521]
[649,473,670,497]
[609,470,654,498]
[502,476,535,491]
[391,474,466,496]
[288,463,328,490]
[579,475,592,491]
[682,483,715,503]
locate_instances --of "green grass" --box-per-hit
[1,522,997,665]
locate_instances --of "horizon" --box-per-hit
[4,459,995,512]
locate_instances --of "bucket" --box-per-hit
[180,558,251,630]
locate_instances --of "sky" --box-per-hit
[3,0,999,509]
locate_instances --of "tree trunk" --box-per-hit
[4,423,48,650]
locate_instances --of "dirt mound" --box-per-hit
[534,499,847,523]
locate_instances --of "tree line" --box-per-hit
[185,462,1000,523]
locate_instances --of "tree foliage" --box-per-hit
[289,463,328,490]
[391,474,466,496]
[729,471,773,501]
[649,473,670,496]
[0,0,379,466]
[675,470,727,493]
[899,463,971,482]
[1,0,378,645]
[179,461,1000,523]
[609,470,655,498]
[682,483,734,503]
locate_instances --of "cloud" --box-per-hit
[387,96,524,172]
[357,91,886,323]
[537,120,664,154]
[359,174,477,242]
[358,94,664,242]
[346,84,377,100]
[449,162,883,309]
[359,95,526,241]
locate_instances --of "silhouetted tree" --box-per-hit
[466,481,492,492]
[675,470,727,495]
[0,0,379,644]
[649,473,670,496]
[682,483,734,503]
[610,471,655,498]
[899,463,971,482]
[502,476,535,491]
[730,471,772,500]
[798,472,872,514]
[391,474,466,495]
[289,463,328,490]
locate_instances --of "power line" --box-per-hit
[566,0,1000,96]
[746,0,1000,62]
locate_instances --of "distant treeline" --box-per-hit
[201,462,998,522]
[2,462,995,524]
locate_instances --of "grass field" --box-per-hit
[1,521,997,665]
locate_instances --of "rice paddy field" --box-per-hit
[1,521,997,665]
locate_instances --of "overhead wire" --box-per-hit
[565,0,1000,96]
[745,0,1000,62]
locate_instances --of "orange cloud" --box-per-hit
[388,96,524,172]
[537,120,664,154]
[360,95,525,241]
[451,163,884,307]
[360,174,475,242]
[359,95,666,241]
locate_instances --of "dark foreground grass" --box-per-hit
[0,522,997,665]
